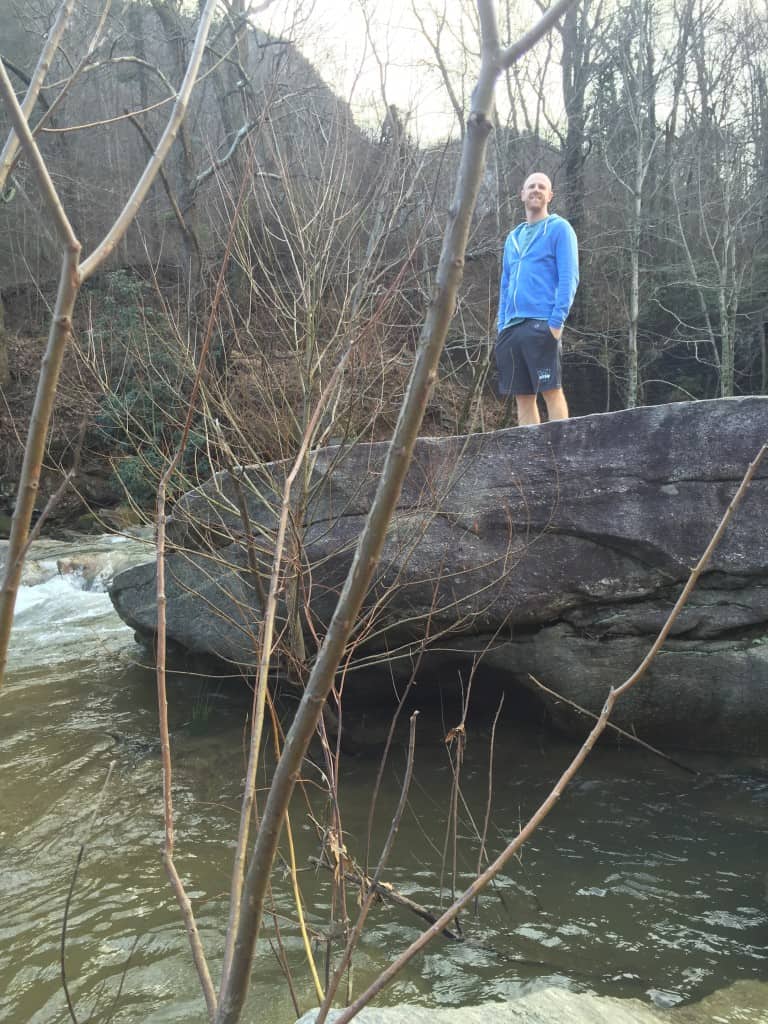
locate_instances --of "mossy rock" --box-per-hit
[99,504,146,530]
[69,511,106,535]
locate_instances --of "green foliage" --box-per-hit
[87,270,210,504]
[114,451,165,505]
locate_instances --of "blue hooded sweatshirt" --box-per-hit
[497,214,579,334]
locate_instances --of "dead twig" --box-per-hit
[474,693,504,916]
[18,419,88,561]
[155,131,255,1021]
[102,935,141,1024]
[326,444,767,1023]
[528,673,699,774]
[315,711,420,1024]
[364,612,436,876]
[61,761,116,1024]
[311,857,462,943]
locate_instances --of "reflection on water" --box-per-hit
[1,538,767,1023]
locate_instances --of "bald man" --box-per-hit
[496,172,579,425]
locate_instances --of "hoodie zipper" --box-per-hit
[509,218,550,318]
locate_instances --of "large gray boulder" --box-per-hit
[109,397,768,752]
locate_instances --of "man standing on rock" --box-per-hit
[496,171,579,425]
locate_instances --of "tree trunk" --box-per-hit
[560,0,590,326]
[719,287,733,397]
[0,296,8,389]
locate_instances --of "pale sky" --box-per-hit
[252,0,555,143]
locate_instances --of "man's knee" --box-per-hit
[541,387,569,420]
[515,393,540,426]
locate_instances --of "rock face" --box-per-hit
[109,397,768,753]
[295,980,768,1024]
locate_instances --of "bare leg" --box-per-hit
[515,393,540,426]
[542,387,569,421]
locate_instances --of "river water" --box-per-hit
[1,534,767,1023]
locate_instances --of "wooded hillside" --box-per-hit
[1,0,766,522]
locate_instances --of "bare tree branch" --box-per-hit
[79,0,219,281]
[0,0,75,191]
[315,711,419,1024]
[0,58,79,247]
[326,443,765,1023]
[501,0,575,67]
[213,2,581,1019]
[0,0,220,691]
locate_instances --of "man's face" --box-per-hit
[521,174,553,216]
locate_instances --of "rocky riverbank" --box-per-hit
[296,980,768,1024]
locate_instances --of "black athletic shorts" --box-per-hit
[495,319,562,396]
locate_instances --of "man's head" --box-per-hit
[520,172,553,223]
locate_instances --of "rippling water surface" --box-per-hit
[1,536,766,1023]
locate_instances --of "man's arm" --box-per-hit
[497,236,511,334]
[549,220,579,330]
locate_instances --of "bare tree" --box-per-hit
[0,0,220,685]
[74,1,581,1021]
[602,0,662,407]
[206,2,580,1021]
[667,3,761,397]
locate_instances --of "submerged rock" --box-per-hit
[294,980,768,1024]
[2,530,154,591]
[109,397,768,752]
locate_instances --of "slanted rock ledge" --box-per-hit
[109,397,768,753]
[294,980,768,1024]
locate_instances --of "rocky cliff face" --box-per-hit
[0,13,359,290]
[109,397,768,753]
